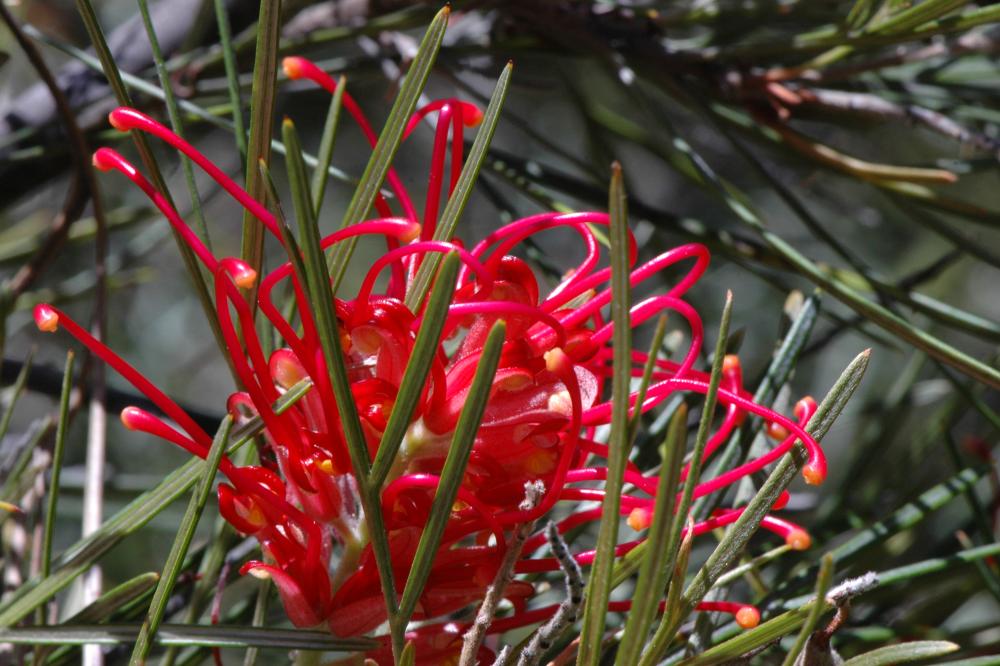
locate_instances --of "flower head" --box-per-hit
[37,56,827,663]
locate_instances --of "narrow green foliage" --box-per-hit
[875,541,1000,588]
[781,553,834,666]
[241,0,283,291]
[329,6,450,291]
[628,314,669,440]
[698,291,820,513]
[845,0,879,29]
[212,0,246,163]
[71,573,160,623]
[33,573,160,666]
[280,120,369,483]
[577,163,632,665]
[280,120,402,650]
[130,416,232,664]
[688,542,1000,665]
[688,348,870,594]
[311,76,346,217]
[642,348,869,665]
[639,293,734,665]
[135,0,211,247]
[616,403,688,664]
[370,252,462,487]
[242,579,272,666]
[397,321,507,631]
[0,382,309,627]
[400,641,417,666]
[0,624,375,651]
[405,61,513,310]
[72,0,227,368]
[843,641,959,665]
[865,0,967,35]
[0,346,32,444]
[41,351,75,579]
[688,113,1000,388]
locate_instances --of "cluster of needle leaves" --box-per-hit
[1,1,999,664]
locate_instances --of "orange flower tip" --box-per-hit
[785,528,812,551]
[120,406,145,430]
[627,507,652,531]
[33,304,60,333]
[272,356,306,389]
[766,422,789,441]
[282,56,306,80]
[229,263,258,289]
[735,606,760,629]
[463,105,485,128]
[401,222,422,243]
[543,347,569,373]
[722,354,741,375]
[0,500,22,515]
[316,459,335,475]
[802,463,825,486]
[794,396,817,419]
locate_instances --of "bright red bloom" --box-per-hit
[35,56,827,663]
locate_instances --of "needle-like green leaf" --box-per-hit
[577,162,632,665]
[240,0,283,294]
[311,76,346,217]
[0,381,309,627]
[130,417,232,664]
[616,402,688,664]
[328,6,450,291]
[405,61,513,310]
[638,293,734,665]
[396,320,506,634]
[781,553,834,666]
[370,252,461,488]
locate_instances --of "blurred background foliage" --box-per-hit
[1,0,999,663]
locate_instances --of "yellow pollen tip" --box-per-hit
[627,507,652,531]
[736,607,760,629]
[795,396,817,419]
[34,306,59,333]
[766,422,789,441]
[0,501,21,514]
[247,567,271,580]
[544,347,569,373]
[317,459,335,475]
[722,354,741,375]
[282,57,304,79]
[802,464,825,486]
[401,222,422,243]
[786,528,812,551]
[234,268,258,289]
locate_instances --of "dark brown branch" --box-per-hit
[0,6,95,312]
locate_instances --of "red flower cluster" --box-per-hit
[34,56,826,663]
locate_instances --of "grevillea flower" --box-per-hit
[34,56,827,663]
